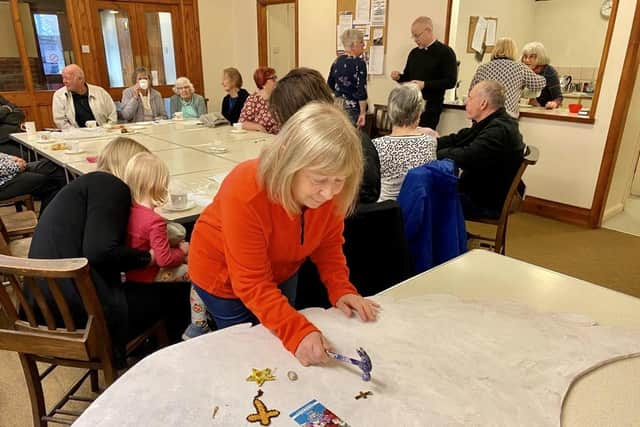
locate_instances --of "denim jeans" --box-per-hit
[193,274,298,330]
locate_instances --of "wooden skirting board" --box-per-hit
[522,196,591,228]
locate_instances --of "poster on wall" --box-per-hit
[355,0,370,24]
[370,0,386,26]
[337,12,353,51]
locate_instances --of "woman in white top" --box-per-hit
[470,37,545,118]
[372,84,437,201]
[121,67,167,123]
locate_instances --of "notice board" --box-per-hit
[335,0,388,74]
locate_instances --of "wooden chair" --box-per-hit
[0,255,169,426]
[466,145,539,255]
[372,104,392,138]
[0,216,31,257]
[0,194,38,238]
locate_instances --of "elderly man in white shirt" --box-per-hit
[52,64,117,129]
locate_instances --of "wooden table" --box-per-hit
[72,250,640,426]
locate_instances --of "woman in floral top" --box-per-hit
[0,153,65,214]
[239,67,280,134]
[328,29,368,128]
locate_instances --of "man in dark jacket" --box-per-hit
[391,16,457,130]
[0,95,25,157]
[437,80,525,219]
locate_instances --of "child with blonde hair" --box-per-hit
[124,152,210,339]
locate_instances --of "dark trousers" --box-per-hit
[0,159,66,213]
[459,192,500,220]
[419,109,443,130]
[0,140,24,157]
[125,280,191,344]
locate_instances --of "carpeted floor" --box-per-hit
[1,212,639,426]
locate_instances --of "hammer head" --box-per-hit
[356,347,372,381]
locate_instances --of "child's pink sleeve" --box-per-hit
[148,216,185,268]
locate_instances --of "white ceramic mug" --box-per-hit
[21,121,36,134]
[233,122,243,130]
[173,111,184,120]
[170,191,188,209]
[85,120,97,128]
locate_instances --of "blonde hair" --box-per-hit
[341,29,363,51]
[491,37,518,61]
[521,41,550,66]
[97,137,150,180]
[123,152,169,207]
[257,102,363,216]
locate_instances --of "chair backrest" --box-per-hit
[0,255,113,363]
[296,200,414,309]
[372,104,392,138]
[493,144,539,251]
[0,218,12,256]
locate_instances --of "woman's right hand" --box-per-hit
[295,331,331,366]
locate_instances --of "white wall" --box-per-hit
[198,0,636,209]
[198,0,258,112]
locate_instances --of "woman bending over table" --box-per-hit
[188,103,379,366]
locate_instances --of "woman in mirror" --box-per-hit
[469,37,545,118]
[238,67,280,134]
[170,76,207,119]
[221,67,249,124]
[521,42,563,110]
[121,67,167,123]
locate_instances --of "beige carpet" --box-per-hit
[1,212,639,427]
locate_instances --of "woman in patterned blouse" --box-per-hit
[239,67,280,134]
[521,42,563,110]
[328,29,368,128]
[372,84,437,201]
[470,37,545,118]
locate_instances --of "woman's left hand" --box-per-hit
[545,101,559,109]
[356,114,366,128]
[336,294,380,322]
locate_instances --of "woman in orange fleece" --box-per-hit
[188,102,379,366]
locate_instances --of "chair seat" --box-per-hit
[3,210,37,237]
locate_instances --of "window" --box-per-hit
[18,0,75,90]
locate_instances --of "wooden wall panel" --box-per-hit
[180,0,204,95]
[68,0,101,86]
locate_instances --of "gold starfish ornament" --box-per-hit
[246,368,276,386]
[246,389,280,426]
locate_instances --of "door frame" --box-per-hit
[256,0,298,68]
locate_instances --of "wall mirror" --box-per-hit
[446,0,617,123]
[257,0,298,80]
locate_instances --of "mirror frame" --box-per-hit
[444,0,619,124]
[256,0,299,69]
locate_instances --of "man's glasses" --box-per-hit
[411,28,428,40]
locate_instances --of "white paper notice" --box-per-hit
[471,17,487,54]
[151,70,159,86]
[369,45,384,75]
[373,28,384,46]
[353,24,370,40]
[354,0,370,24]
[370,0,385,26]
[337,12,353,51]
[485,19,497,46]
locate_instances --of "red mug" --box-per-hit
[568,103,582,113]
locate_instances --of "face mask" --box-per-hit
[139,79,149,90]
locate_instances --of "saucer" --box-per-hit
[162,201,195,212]
[64,149,86,155]
[173,117,184,121]
[231,129,247,134]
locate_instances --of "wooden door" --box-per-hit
[93,1,184,102]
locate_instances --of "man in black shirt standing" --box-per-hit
[391,16,457,130]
